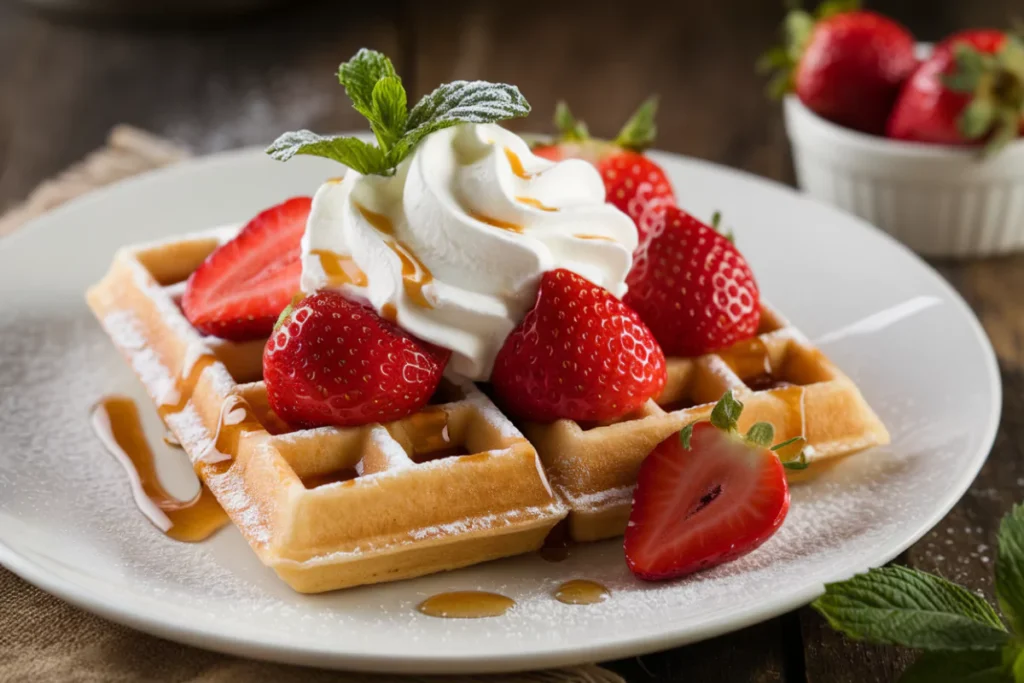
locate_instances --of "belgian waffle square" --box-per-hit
[87,228,567,593]
[520,308,890,542]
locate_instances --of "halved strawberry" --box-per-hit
[264,290,450,428]
[181,196,311,341]
[533,99,675,247]
[625,391,805,581]
[491,269,666,423]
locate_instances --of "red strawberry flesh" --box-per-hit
[625,207,760,357]
[491,269,666,423]
[625,405,790,581]
[182,196,311,341]
[263,290,448,428]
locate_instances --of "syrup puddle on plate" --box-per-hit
[417,591,515,618]
[90,395,229,542]
[554,580,610,605]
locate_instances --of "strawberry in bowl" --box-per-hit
[765,1,1024,257]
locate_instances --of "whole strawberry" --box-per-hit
[533,99,675,246]
[626,391,805,581]
[264,291,449,428]
[761,0,917,135]
[182,196,311,341]
[887,30,1024,152]
[624,207,760,357]
[491,269,666,423]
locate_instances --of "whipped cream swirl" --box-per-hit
[300,123,637,380]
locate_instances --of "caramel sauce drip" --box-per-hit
[417,591,515,618]
[504,147,532,179]
[356,204,395,235]
[554,580,610,605]
[539,519,571,562]
[326,176,344,184]
[311,249,368,288]
[573,234,615,241]
[403,407,452,455]
[470,211,524,234]
[163,432,182,448]
[717,337,771,379]
[381,303,398,322]
[157,355,216,418]
[90,396,229,542]
[516,196,558,212]
[385,240,434,309]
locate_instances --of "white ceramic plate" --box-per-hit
[0,145,1000,674]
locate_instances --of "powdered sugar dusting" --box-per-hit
[102,310,179,406]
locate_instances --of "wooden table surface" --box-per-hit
[1,1,1022,680]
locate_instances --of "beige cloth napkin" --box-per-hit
[0,127,625,683]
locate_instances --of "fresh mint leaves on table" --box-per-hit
[813,504,1024,682]
[266,48,531,175]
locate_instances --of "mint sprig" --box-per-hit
[267,48,531,176]
[812,504,1024,681]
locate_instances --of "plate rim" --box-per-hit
[0,143,1003,674]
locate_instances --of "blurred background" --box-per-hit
[0,0,1017,213]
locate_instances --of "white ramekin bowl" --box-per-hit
[784,95,1024,258]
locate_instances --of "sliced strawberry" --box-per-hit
[625,391,800,581]
[263,290,449,428]
[533,99,676,246]
[182,196,311,341]
[491,269,666,423]
[624,206,760,357]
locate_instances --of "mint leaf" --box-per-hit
[265,131,386,175]
[709,390,743,432]
[369,76,408,151]
[746,422,774,448]
[812,566,1009,651]
[402,80,530,148]
[338,48,400,119]
[899,649,1008,683]
[996,504,1024,634]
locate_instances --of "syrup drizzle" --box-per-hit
[539,519,571,562]
[554,580,610,605]
[311,249,368,288]
[504,148,532,179]
[469,211,524,234]
[573,234,615,241]
[90,396,229,542]
[417,591,515,618]
[381,302,398,322]
[385,240,434,309]
[156,355,216,417]
[717,337,771,379]
[355,204,395,235]
[515,196,558,212]
[163,431,182,448]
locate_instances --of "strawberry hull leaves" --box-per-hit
[267,49,531,176]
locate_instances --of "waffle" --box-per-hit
[87,227,888,591]
[521,308,890,542]
[86,228,568,593]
